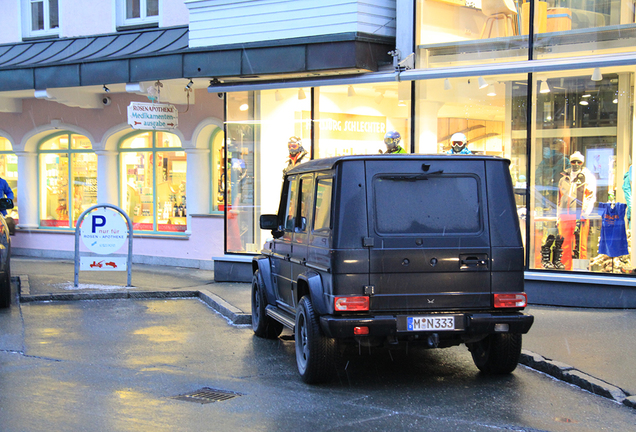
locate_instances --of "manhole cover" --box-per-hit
[171,387,244,404]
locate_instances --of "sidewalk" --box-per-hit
[11,256,636,409]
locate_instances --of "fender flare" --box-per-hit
[298,271,328,315]
[252,256,277,305]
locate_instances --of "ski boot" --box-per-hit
[541,234,555,269]
[552,235,566,269]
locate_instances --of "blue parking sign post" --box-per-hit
[74,204,133,287]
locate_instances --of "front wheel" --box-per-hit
[251,270,283,339]
[0,264,11,309]
[468,333,522,374]
[295,296,336,384]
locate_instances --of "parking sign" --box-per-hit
[80,208,128,255]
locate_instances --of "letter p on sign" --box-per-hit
[92,215,106,233]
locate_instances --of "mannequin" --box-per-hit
[557,151,597,270]
[283,136,308,177]
[447,132,472,154]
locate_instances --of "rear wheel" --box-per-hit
[251,270,283,339]
[0,263,11,309]
[295,296,336,384]
[468,333,522,374]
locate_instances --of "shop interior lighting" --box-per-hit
[102,85,110,93]
[398,100,407,107]
[444,79,452,91]
[348,85,356,97]
[487,85,496,96]
[478,76,488,89]
[275,90,282,101]
[591,67,603,81]
[539,81,550,93]
[185,79,193,90]
[579,99,589,106]
[614,91,619,104]
[298,88,306,100]
[239,103,249,111]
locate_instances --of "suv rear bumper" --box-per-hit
[320,312,534,339]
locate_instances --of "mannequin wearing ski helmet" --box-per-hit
[283,136,308,177]
[447,132,471,154]
[383,131,406,154]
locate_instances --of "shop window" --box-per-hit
[530,71,632,275]
[0,138,18,223]
[21,0,59,39]
[210,129,225,213]
[39,133,96,228]
[117,0,159,28]
[119,131,187,233]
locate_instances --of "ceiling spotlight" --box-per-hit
[591,67,603,82]
[185,79,193,90]
[579,100,589,106]
[348,85,356,97]
[478,76,488,89]
[103,85,110,93]
[298,88,306,100]
[444,79,452,91]
[275,90,282,101]
[487,85,496,96]
[239,103,249,111]
[539,81,550,93]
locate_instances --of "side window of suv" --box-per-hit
[313,178,332,231]
[284,177,298,231]
[297,176,313,232]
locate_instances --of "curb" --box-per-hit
[520,350,635,409]
[16,275,252,326]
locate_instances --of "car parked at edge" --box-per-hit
[252,155,534,383]
[0,198,15,308]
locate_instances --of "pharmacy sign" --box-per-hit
[128,102,178,130]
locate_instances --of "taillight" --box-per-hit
[334,296,369,311]
[494,293,527,308]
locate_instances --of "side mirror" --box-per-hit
[0,198,14,211]
[260,214,278,230]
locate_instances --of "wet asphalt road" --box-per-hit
[1,291,636,432]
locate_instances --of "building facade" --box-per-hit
[1,1,636,306]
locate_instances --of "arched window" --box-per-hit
[0,138,18,222]
[39,132,97,228]
[119,131,187,233]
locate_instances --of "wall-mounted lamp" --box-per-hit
[444,79,452,91]
[591,67,603,82]
[539,80,550,93]
[348,85,356,97]
[185,79,194,90]
[478,76,488,89]
[298,88,306,100]
[103,85,110,93]
[275,90,282,101]
[487,85,496,96]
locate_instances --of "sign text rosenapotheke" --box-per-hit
[128,102,178,130]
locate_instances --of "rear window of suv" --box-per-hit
[373,175,481,234]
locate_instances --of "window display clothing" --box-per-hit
[535,149,570,214]
[622,165,632,226]
[446,147,472,154]
[283,150,308,177]
[557,162,597,270]
[597,202,629,257]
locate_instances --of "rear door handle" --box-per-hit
[460,254,488,270]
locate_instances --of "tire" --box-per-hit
[251,270,283,339]
[0,262,11,309]
[295,296,336,384]
[468,333,522,374]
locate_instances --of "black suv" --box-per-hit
[253,155,533,383]
[0,198,15,308]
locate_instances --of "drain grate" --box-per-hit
[171,387,244,404]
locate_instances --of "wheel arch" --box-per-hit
[297,271,328,315]
[252,256,277,305]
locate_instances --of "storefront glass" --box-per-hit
[533,0,636,59]
[119,131,187,233]
[414,74,528,244]
[39,133,96,228]
[210,129,226,212]
[0,137,18,222]
[530,69,633,274]
[416,0,529,69]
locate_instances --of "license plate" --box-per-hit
[407,316,455,331]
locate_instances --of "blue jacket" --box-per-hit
[0,178,14,216]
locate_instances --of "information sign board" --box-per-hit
[127,102,178,130]
[80,208,127,255]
